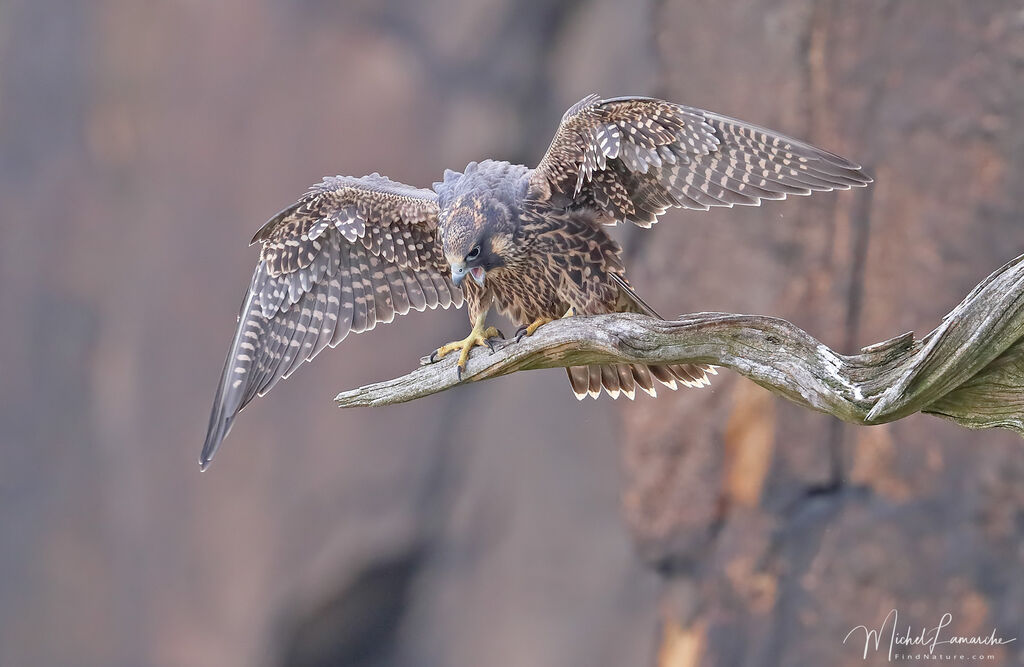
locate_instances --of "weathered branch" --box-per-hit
[336,254,1024,438]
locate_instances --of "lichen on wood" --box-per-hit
[336,253,1024,439]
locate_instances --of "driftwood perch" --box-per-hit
[336,254,1024,438]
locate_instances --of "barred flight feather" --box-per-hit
[201,174,457,470]
[529,95,870,227]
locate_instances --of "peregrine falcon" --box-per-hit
[201,94,870,469]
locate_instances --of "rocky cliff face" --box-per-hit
[1,1,1021,666]
[634,3,1024,665]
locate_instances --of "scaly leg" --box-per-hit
[429,310,503,380]
[514,307,577,343]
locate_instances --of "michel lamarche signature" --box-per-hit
[844,609,1016,661]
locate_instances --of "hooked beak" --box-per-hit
[451,263,486,287]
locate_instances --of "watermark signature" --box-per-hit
[843,609,1016,661]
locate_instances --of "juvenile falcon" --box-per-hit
[201,94,870,469]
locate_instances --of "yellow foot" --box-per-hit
[514,317,553,342]
[429,326,503,380]
[514,308,575,343]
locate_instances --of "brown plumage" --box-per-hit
[202,95,870,468]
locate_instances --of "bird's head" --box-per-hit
[439,195,513,287]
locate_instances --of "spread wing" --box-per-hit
[528,94,871,227]
[201,173,461,469]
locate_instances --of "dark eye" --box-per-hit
[466,245,481,261]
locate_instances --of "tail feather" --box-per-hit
[566,366,591,400]
[631,365,657,397]
[670,365,699,385]
[587,365,603,398]
[600,365,621,399]
[563,275,715,400]
[616,365,636,400]
[649,364,678,390]
[564,361,712,400]
[667,363,713,388]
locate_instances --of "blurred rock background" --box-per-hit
[1,1,1022,666]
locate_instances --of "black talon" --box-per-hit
[514,326,528,343]
[429,350,439,363]
[493,328,505,340]
[456,365,464,382]
[485,338,495,352]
